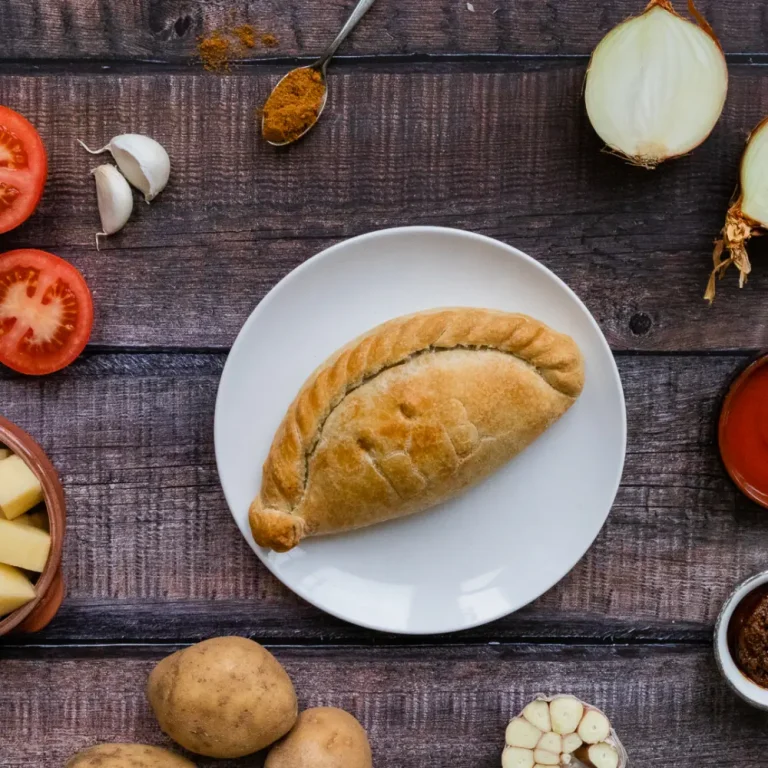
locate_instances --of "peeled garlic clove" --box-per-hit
[523,700,551,733]
[577,710,611,745]
[537,732,561,754]
[577,743,620,768]
[503,696,627,768]
[562,734,583,754]
[79,134,170,202]
[502,747,535,768]
[506,718,542,749]
[706,116,768,302]
[550,696,583,735]
[532,749,559,766]
[585,0,727,169]
[91,164,133,250]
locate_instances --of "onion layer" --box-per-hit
[585,0,728,169]
[706,117,768,302]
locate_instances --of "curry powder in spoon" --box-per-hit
[262,68,327,145]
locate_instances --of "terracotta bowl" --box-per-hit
[0,414,66,636]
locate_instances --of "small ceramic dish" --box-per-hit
[0,414,66,636]
[714,570,768,710]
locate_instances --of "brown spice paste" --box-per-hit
[729,584,768,688]
[262,68,326,145]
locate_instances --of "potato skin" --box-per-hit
[146,636,298,758]
[65,743,196,768]
[265,707,372,768]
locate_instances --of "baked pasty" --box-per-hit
[250,308,584,552]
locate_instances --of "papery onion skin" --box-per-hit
[585,0,727,169]
[706,117,768,303]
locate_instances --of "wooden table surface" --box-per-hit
[2,1,768,765]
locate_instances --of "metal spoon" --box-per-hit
[262,0,377,146]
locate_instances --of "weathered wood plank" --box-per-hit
[0,68,766,352]
[0,644,762,768]
[0,352,761,642]
[0,0,765,61]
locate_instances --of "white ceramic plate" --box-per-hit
[215,227,626,635]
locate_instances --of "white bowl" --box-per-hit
[714,570,768,709]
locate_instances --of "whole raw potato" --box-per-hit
[147,636,298,758]
[265,707,373,768]
[66,743,196,768]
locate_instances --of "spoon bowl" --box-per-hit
[261,0,376,147]
[262,65,329,148]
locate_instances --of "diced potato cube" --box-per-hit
[0,519,51,572]
[14,509,49,531]
[0,563,36,617]
[0,455,44,520]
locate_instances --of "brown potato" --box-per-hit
[265,707,372,768]
[66,743,195,768]
[146,636,298,758]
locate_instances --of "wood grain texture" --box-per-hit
[0,0,765,61]
[0,352,762,642]
[0,643,762,768]
[0,68,767,352]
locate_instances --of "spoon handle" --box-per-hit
[317,0,377,68]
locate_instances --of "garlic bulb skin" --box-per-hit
[91,164,133,249]
[585,0,727,168]
[79,134,170,202]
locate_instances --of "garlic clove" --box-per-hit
[562,734,583,754]
[578,743,620,768]
[79,134,170,202]
[537,732,561,754]
[585,0,727,168]
[577,710,611,745]
[91,164,133,250]
[506,718,542,749]
[706,117,768,301]
[502,747,535,768]
[522,700,551,733]
[532,750,559,766]
[549,697,583,735]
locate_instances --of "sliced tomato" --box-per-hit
[0,106,47,234]
[0,249,93,375]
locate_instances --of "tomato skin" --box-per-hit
[0,249,93,375]
[0,106,47,235]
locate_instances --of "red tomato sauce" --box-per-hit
[719,358,768,508]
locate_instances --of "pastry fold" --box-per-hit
[250,308,584,552]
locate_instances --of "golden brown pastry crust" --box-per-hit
[250,308,584,552]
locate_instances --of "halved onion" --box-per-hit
[585,0,728,169]
[706,117,768,302]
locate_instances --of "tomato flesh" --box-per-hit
[0,107,47,234]
[0,250,93,375]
